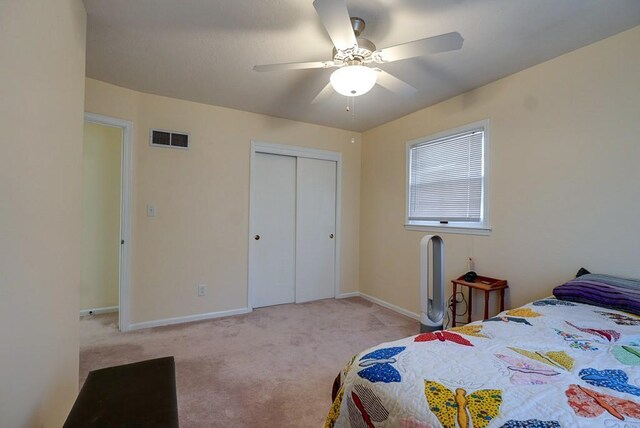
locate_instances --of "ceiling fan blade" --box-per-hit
[375,69,417,97]
[376,32,464,63]
[313,0,358,51]
[253,60,335,72]
[311,82,334,104]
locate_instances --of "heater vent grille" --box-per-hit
[150,129,190,150]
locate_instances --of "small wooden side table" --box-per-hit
[451,275,508,327]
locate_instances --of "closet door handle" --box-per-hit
[254,235,260,240]
[329,234,334,239]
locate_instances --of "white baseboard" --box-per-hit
[80,306,119,316]
[128,307,253,331]
[336,291,360,299]
[359,293,420,320]
[117,294,415,331]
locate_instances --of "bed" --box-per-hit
[325,275,640,428]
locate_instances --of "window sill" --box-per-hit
[404,224,492,236]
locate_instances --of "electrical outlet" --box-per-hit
[198,284,207,297]
[147,204,156,217]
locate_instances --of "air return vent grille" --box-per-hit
[150,129,190,150]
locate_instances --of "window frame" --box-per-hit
[405,119,491,235]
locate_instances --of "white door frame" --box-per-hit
[248,141,343,309]
[84,112,134,332]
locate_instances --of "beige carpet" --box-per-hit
[80,297,417,427]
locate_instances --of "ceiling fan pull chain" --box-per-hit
[351,96,356,144]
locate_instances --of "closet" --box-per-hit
[249,149,338,308]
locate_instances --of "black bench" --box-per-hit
[64,356,179,427]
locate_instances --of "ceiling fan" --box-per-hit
[253,0,464,103]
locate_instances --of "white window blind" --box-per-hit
[408,127,484,223]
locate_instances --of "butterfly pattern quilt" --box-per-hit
[325,298,640,428]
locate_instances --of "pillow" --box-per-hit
[553,273,640,315]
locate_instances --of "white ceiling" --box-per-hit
[84,0,640,132]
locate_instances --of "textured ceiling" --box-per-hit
[84,0,640,131]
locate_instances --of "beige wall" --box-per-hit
[84,78,361,324]
[0,0,86,427]
[81,122,122,310]
[360,26,640,317]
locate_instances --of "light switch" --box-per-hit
[147,204,156,217]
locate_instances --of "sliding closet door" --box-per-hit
[250,153,296,308]
[295,157,337,303]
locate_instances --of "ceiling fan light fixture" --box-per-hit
[330,65,377,97]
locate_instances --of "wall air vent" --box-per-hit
[150,129,190,150]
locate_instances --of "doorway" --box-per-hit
[248,142,342,309]
[81,113,132,331]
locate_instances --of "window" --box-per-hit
[406,120,490,234]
